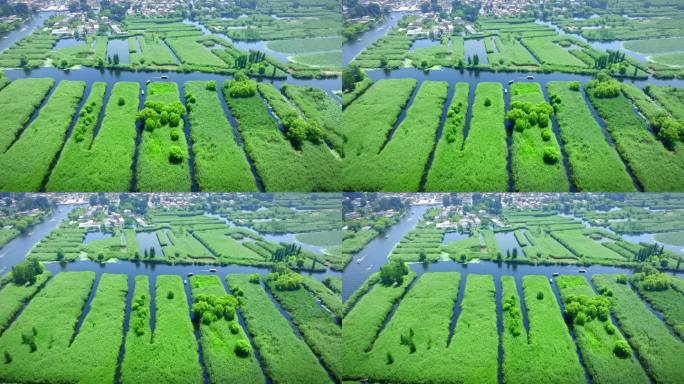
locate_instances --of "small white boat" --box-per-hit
[578,269,586,273]
[356,259,362,264]
[145,80,151,84]
[161,75,168,79]
[552,272,559,276]
[549,278,553,283]
[508,80,514,85]
[141,90,145,95]
[187,272,194,277]
[184,279,187,285]
[526,75,534,80]
[209,268,217,273]
[504,88,508,94]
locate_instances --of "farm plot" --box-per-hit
[0,272,127,384]
[352,30,414,69]
[631,276,684,340]
[46,82,107,190]
[425,82,470,191]
[0,81,85,191]
[267,37,342,54]
[48,82,140,191]
[624,37,684,54]
[645,85,684,121]
[225,80,340,191]
[556,275,650,384]
[0,33,58,68]
[228,274,332,384]
[0,271,51,332]
[121,275,203,383]
[342,271,416,378]
[548,81,636,191]
[0,78,54,152]
[189,275,264,384]
[435,82,508,191]
[521,36,588,68]
[165,36,227,68]
[192,228,265,264]
[343,80,448,191]
[342,78,416,160]
[586,81,684,191]
[489,34,539,67]
[509,82,569,192]
[593,274,684,383]
[408,36,465,68]
[184,81,257,191]
[266,277,341,378]
[161,228,213,261]
[301,275,342,318]
[501,275,585,383]
[550,229,627,262]
[26,224,87,261]
[389,224,445,262]
[281,85,343,156]
[136,82,192,192]
[522,228,576,261]
[137,34,179,66]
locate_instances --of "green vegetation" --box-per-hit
[266,271,341,378]
[228,274,332,384]
[136,82,191,191]
[0,272,128,383]
[121,275,203,383]
[631,272,684,340]
[301,275,342,318]
[46,82,140,191]
[189,275,264,384]
[521,36,588,68]
[0,78,54,152]
[425,82,470,191]
[547,81,636,191]
[295,230,342,246]
[184,81,257,191]
[556,275,650,384]
[344,81,448,190]
[224,79,340,191]
[586,77,684,191]
[593,274,684,383]
[445,82,508,191]
[0,270,50,332]
[502,275,585,383]
[508,82,569,191]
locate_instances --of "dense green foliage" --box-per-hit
[0,78,54,152]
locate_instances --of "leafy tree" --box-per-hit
[613,340,631,358]
[379,260,409,286]
[168,145,186,164]
[235,339,251,357]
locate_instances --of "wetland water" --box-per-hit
[343,11,406,65]
[342,205,684,300]
[0,205,341,282]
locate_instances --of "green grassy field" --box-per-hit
[0,271,51,332]
[136,82,192,191]
[593,274,684,383]
[556,275,650,384]
[0,78,54,152]
[189,275,265,384]
[121,275,203,383]
[502,275,585,383]
[509,82,569,192]
[46,82,140,191]
[632,277,684,340]
[344,81,448,191]
[0,80,85,191]
[228,274,332,384]
[425,82,470,191]
[184,81,257,191]
[548,81,636,191]
[587,82,684,191]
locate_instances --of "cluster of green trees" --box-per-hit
[594,50,626,69]
[225,75,257,98]
[272,243,302,262]
[502,294,522,336]
[564,294,611,325]
[10,259,42,285]
[506,101,559,164]
[192,293,239,325]
[444,100,465,143]
[138,101,186,131]
[130,294,149,336]
[632,267,672,291]
[282,112,323,148]
[342,65,365,93]
[73,100,100,143]
[379,259,409,286]
[267,265,305,291]
[587,72,622,98]
[634,243,664,262]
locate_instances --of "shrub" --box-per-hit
[543,147,560,164]
[234,339,251,357]
[205,81,216,91]
[118,97,125,106]
[643,273,670,291]
[227,79,257,98]
[248,274,260,284]
[616,274,628,284]
[167,291,174,300]
[192,294,239,324]
[484,98,492,107]
[604,323,616,335]
[569,81,580,91]
[168,145,186,164]
[613,340,631,358]
[536,291,544,300]
[541,129,552,141]
[170,129,180,141]
[229,322,240,334]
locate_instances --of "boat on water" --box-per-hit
[508,80,515,84]
[161,75,168,79]
[552,272,559,276]
[187,272,194,277]
[145,80,151,84]
[578,269,586,273]
[183,279,187,285]
[209,268,217,273]
[526,75,534,80]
